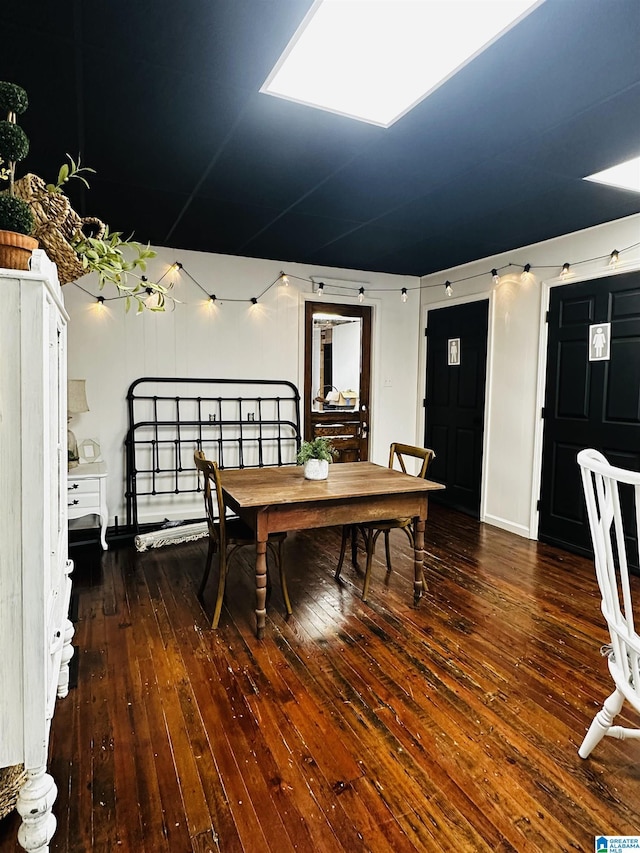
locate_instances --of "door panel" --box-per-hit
[425,300,489,517]
[539,270,640,559]
[304,302,372,462]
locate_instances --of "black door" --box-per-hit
[539,270,640,561]
[424,300,489,517]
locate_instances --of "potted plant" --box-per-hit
[0,81,37,270]
[0,81,167,312]
[297,436,336,480]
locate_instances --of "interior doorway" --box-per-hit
[303,301,372,462]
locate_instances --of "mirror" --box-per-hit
[311,312,361,413]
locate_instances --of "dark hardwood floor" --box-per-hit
[2,505,640,852]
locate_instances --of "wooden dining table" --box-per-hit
[220,461,445,638]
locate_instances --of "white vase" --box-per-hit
[304,458,329,480]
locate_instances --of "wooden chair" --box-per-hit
[335,443,436,602]
[577,448,640,758]
[194,451,291,628]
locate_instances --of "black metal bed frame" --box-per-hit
[125,376,301,531]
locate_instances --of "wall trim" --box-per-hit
[483,513,531,539]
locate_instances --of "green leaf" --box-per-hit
[57,163,69,185]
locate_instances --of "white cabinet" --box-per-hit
[0,252,74,853]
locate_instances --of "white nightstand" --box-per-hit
[68,461,108,550]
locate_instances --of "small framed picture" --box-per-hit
[79,438,102,463]
[588,322,611,362]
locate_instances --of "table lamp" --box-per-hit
[67,379,89,468]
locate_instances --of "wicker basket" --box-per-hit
[0,764,26,821]
[13,174,105,285]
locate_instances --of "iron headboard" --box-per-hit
[125,376,301,531]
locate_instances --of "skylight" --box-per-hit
[584,157,640,194]
[261,0,542,128]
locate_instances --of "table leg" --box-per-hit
[255,537,268,639]
[413,516,426,605]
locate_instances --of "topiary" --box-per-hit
[0,81,28,116]
[0,194,33,235]
[0,81,33,236]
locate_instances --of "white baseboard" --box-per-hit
[482,513,532,539]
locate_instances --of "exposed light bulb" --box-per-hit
[144,287,164,310]
[358,287,365,303]
[251,297,258,305]
[401,287,408,303]
[560,262,571,279]
[445,281,453,297]
[609,250,619,267]
[317,281,324,297]
[521,264,531,282]
[280,272,289,286]
[173,261,182,271]
[491,268,500,285]
[209,294,217,303]
[97,296,105,305]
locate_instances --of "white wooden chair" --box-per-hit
[577,448,640,758]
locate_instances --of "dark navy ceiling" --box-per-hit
[3,0,640,276]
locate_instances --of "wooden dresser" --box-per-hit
[0,252,74,852]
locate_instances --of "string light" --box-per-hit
[72,239,640,311]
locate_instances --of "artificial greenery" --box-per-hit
[0,81,29,115]
[296,437,336,464]
[0,194,33,235]
[74,227,163,312]
[0,81,167,311]
[0,81,33,235]
[45,153,94,195]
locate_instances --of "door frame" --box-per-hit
[298,291,380,458]
[418,288,494,523]
[529,260,640,540]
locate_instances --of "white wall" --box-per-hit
[64,249,420,528]
[418,213,640,538]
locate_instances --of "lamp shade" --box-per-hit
[67,379,89,415]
